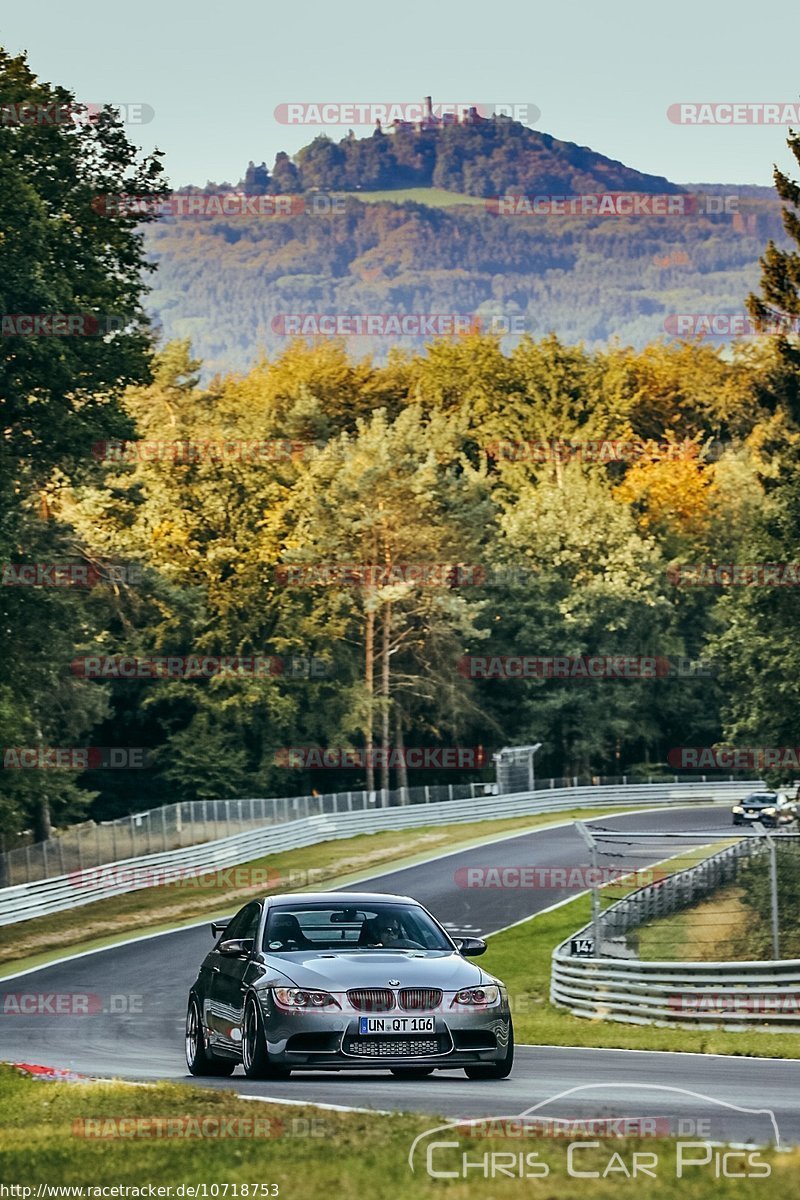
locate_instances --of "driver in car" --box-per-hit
[371,913,424,948]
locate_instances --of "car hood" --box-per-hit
[257,949,492,991]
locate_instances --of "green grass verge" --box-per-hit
[635,885,749,962]
[0,807,641,977]
[0,1066,795,1197]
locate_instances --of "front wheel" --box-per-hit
[242,997,291,1080]
[185,997,235,1076]
[464,1024,514,1080]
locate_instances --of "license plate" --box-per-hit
[359,1016,435,1034]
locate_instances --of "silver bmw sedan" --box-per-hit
[186,891,513,1080]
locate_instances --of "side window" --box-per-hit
[219,902,260,943]
[238,903,262,941]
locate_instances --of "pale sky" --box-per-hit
[2,0,799,188]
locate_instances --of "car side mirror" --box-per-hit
[456,936,487,956]
[218,938,254,958]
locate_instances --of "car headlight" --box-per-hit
[273,988,339,1009]
[732,806,744,813]
[451,985,500,1007]
[763,808,777,816]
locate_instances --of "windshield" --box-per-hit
[745,794,778,805]
[262,903,453,953]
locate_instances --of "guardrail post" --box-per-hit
[161,806,167,851]
[754,824,781,960]
[575,822,601,956]
[424,786,430,805]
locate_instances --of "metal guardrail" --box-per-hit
[551,838,800,1029]
[0,779,754,927]
[551,954,800,1028]
[0,771,760,887]
[0,783,489,887]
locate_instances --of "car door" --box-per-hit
[205,901,264,1053]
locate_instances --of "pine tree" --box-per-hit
[747,130,800,421]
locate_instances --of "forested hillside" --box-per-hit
[146,192,785,377]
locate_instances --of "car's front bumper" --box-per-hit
[734,812,795,827]
[255,996,512,1069]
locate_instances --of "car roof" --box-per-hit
[265,891,416,906]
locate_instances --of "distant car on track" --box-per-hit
[731,791,798,828]
[185,891,514,1081]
